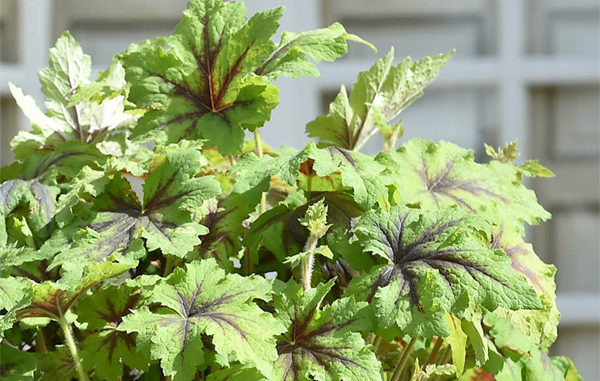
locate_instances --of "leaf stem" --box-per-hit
[244,247,253,276]
[36,327,48,353]
[301,234,319,291]
[373,335,383,355]
[426,337,443,365]
[438,345,452,365]
[390,336,418,381]
[57,313,89,381]
[254,129,267,215]
[164,255,175,276]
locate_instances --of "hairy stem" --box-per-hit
[438,345,452,365]
[254,129,266,214]
[390,336,418,381]
[426,337,443,365]
[301,234,319,291]
[36,327,48,353]
[244,247,253,276]
[373,335,383,355]
[58,314,89,381]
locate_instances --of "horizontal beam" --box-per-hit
[557,293,600,326]
[316,56,599,89]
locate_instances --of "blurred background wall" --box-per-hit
[0,0,598,378]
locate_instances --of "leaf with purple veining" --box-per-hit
[273,280,382,381]
[40,147,220,280]
[78,285,150,380]
[346,206,541,337]
[119,0,281,154]
[488,224,560,348]
[388,139,550,233]
[119,259,284,381]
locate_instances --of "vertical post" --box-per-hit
[17,0,53,130]
[498,0,528,160]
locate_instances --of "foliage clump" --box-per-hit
[0,0,579,380]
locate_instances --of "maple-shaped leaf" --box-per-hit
[41,147,221,276]
[3,141,107,186]
[119,259,284,380]
[16,261,131,320]
[119,0,282,154]
[346,206,541,338]
[245,191,363,263]
[78,285,150,380]
[231,141,390,211]
[0,343,41,381]
[121,0,367,155]
[256,22,374,81]
[10,32,134,161]
[488,225,559,348]
[0,179,58,245]
[388,138,551,232]
[306,49,452,151]
[272,280,383,381]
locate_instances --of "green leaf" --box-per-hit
[284,245,334,269]
[245,191,362,262]
[305,143,392,209]
[483,312,531,353]
[411,358,456,381]
[256,22,374,81]
[306,49,452,151]
[195,194,252,271]
[346,206,541,337]
[67,62,128,106]
[489,224,559,348]
[17,141,106,182]
[53,166,108,228]
[519,160,555,178]
[119,259,285,380]
[0,277,33,336]
[38,345,77,381]
[526,348,567,381]
[484,140,519,163]
[10,32,134,161]
[388,138,551,231]
[273,280,383,381]
[462,318,489,366]
[41,148,221,276]
[444,312,467,375]
[0,179,58,245]
[206,365,267,381]
[551,356,583,381]
[78,285,150,380]
[16,261,131,320]
[0,344,41,381]
[120,0,282,154]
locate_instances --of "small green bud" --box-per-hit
[299,199,332,239]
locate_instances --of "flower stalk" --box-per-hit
[299,199,331,291]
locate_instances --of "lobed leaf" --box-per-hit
[273,280,382,381]
[388,139,551,232]
[119,259,285,380]
[307,49,452,151]
[347,206,541,337]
